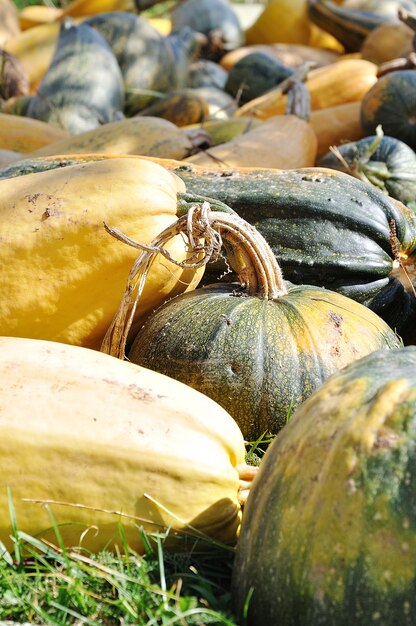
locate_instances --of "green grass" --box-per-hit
[0,511,238,625]
[0,433,272,625]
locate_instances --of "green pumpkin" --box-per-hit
[124,210,401,441]
[232,345,416,625]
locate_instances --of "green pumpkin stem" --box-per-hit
[101,202,287,359]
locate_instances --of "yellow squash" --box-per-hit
[186,114,317,170]
[0,336,247,553]
[0,157,204,349]
[27,116,197,160]
[0,112,70,153]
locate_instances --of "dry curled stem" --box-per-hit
[101,202,287,360]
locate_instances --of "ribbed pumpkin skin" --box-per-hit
[361,71,416,152]
[128,282,400,441]
[0,337,246,553]
[232,346,416,626]
[174,166,416,341]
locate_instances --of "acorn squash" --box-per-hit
[232,344,416,625]
[0,336,248,553]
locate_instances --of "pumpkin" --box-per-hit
[172,165,416,343]
[361,70,416,152]
[61,0,135,18]
[115,207,401,441]
[25,116,200,160]
[232,345,416,625]
[187,59,228,90]
[18,4,63,30]
[0,336,250,553]
[26,19,124,134]
[0,157,206,349]
[0,112,70,153]
[318,131,416,210]
[182,117,263,147]
[234,58,378,120]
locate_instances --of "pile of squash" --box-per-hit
[1,0,416,623]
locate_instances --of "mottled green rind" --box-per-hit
[128,282,400,441]
[173,166,416,341]
[232,346,416,625]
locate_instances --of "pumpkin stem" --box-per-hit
[101,203,287,359]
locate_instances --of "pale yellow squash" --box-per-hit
[0,336,246,553]
[186,115,317,170]
[0,157,204,349]
[0,113,70,153]
[28,117,197,161]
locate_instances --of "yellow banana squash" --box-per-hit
[0,157,204,349]
[0,112,70,153]
[0,336,248,553]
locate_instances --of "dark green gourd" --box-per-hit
[26,19,124,134]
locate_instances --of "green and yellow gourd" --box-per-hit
[232,345,416,625]
[117,207,401,442]
[0,336,249,553]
